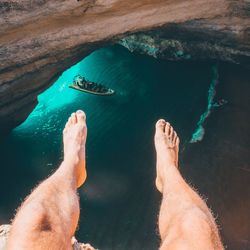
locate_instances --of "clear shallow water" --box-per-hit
[0,45,213,249]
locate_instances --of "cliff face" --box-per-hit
[120,18,250,63]
[0,0,249,132]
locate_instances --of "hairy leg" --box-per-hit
[7,110,87,250]
[154,119,224,250]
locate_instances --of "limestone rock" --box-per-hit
[0,225,10,250]
[0,225,96,250]
[0,0,249,132]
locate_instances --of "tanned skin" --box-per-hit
[7,110,87,250]
[7,111,223,250]
[154,119,224,250]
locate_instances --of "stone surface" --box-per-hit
[0,225,96,250]
[0,225,10,250]
[0,0,249,132]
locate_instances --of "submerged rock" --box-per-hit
[0,0,249,132]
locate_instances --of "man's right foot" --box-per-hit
[154,119,180,193]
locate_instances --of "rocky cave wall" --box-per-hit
[0,0,249,132]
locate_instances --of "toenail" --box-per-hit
[158,119,165,124]
[76,110,86,120]
[76,110,84,114]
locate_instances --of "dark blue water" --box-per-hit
[0,45,213,249]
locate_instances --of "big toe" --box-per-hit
[155,119,166,135]
[76,110,86,124]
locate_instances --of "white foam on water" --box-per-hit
[190,64,219,143]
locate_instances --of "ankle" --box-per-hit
[59,160,78,177]
[63,155,80,167]
[50,165,78,190]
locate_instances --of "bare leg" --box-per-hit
[7,110,87,250]
[154,119,224,250]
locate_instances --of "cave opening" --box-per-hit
[2,44,249,249]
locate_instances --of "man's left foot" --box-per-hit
[63,110,87,188]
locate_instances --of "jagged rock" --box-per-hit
[119,22,250,63]
[0,225,97,250]
[0,0,249,132]
[0,225,10,250]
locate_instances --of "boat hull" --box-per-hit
[69,84,115,96]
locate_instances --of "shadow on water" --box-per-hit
[0,45,214,249]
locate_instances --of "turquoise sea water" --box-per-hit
[0,45,214,249]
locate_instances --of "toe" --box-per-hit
[65,120,70,129]
[164,122,171,137]
[71,113,77,124]
[76,110,86,123]
[156,119,165,126]
[67,117,72,125]
[169,126,174,140]
[173,131,177,143]
[176,137,180,146]
[155,119,166,134]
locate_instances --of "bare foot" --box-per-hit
[154,119,180,193]
[63,110,87,188]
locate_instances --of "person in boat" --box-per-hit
[74,75,108,93]
[75,76,96,91]
[6,111,224,250]
[74,75,87,89]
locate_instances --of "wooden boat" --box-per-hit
[69,75,115,96]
